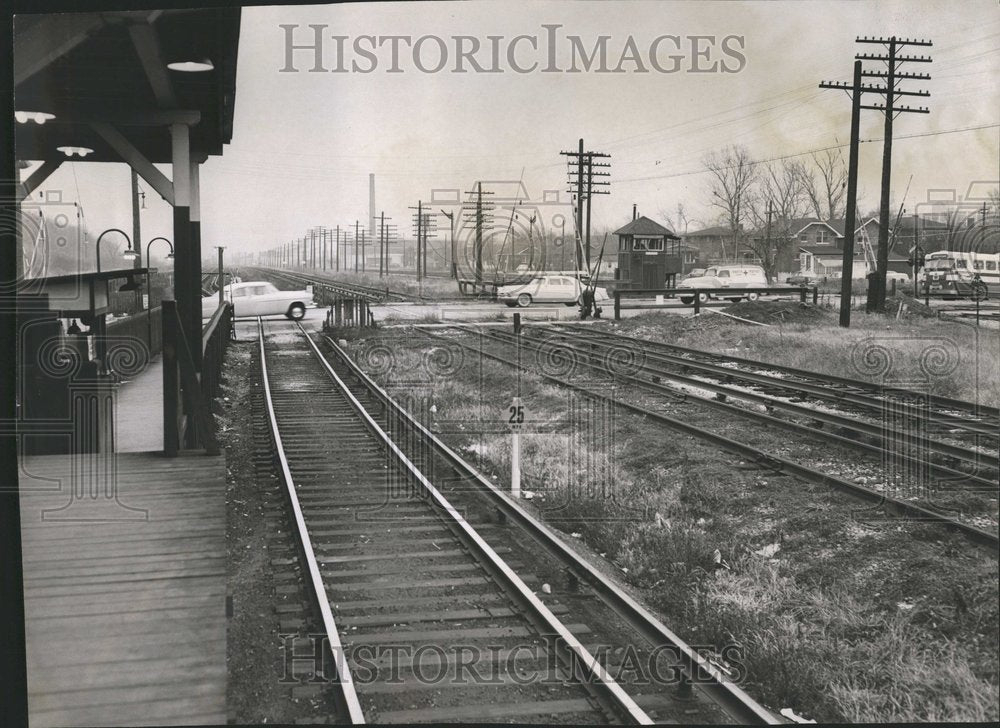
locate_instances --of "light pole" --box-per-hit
[94,228,132,273]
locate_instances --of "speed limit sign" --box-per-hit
[508,398,525,430]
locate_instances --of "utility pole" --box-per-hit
[216,246,225,306]
[764,199,773,279]
[130,169,143,310]
[820,38,930,321]
[354,221,360,273]
[461,184,494,286]
[561,140,610,270]
[441,209,456,279]
[856,35,932,311]
[335,225,340,272]
[410,201,423,280]
[379,212,386,277]
[361,228,366,273]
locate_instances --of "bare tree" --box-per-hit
[746,160,810,281]
[704,145,757,261]
[659,202,690,235]
[799,148,848,221]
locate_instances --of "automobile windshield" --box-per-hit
[704,268,718,277]
[924,258,953,271]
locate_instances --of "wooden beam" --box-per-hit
[16,159,63,202]
[14,14,108,86]
[128,22,177,108]
[49,110,201,127]
[90,122,175,206]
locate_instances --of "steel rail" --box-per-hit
[520,326,996,477]
[297,324,655,725]
[471,325,998,491]
[554,323,1000,435]
[421,326,1000,551]
[257,318,367,724]
[319,333,785,725]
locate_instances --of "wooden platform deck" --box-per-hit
[114,356,164,453]
[18,451,227,727]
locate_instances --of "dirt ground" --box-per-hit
[219,340,338,724]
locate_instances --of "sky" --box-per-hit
[21,0,1000,261]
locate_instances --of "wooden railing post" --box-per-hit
[162,300,180,456]
[694,294,701,315]
[614,291,621,321]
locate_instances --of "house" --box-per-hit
[796,217,910,279]
[681,225,749,266]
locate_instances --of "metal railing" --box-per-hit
[613,286,816,319]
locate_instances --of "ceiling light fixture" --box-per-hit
[167,59,214,72]
[56,146,94,158]
[15,111,56,124]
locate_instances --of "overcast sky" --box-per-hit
[23,0,1000,258]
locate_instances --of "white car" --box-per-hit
[202,281,314,320]
[497,275,608,308]
[677,265,768,304]
[885,271,910,283]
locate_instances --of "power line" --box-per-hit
[612,123,998,185]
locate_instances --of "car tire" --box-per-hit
[287,303,306,320]
[564,300,577,307]
[727,297,741,303]
[516,293,532,308]
[680,296,693,305]
[697,292,709,303]
[746,292,760,302]
[504,301,517,308]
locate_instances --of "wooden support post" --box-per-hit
[694,295,701,316]
[614,291,621,321]
[162,299,180,456]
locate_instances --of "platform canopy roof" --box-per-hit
[613,216,680,239]
[14,8,241,164]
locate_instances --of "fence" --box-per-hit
[613,286,816,320]
[105,306,163,358]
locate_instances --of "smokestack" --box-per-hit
[632,204,637,221]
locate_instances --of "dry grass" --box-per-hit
[346,328,999,723]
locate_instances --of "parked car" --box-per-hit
[676,265,768,304]
[202,281,314,320]
[497,275,608,308]
[885,271,910,283]
[785,273,817,286]
[683,268,707,279]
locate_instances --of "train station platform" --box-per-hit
[18,451,228,727]
[115,356,165,453]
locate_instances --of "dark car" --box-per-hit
[785,274,815,286]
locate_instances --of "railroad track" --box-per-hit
[543,324,999,481]
[257,318,780,724]
[247,266,440,303]
[414,323,999,549]
[554,323,1000,443]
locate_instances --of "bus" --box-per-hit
[921,250,999,299]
